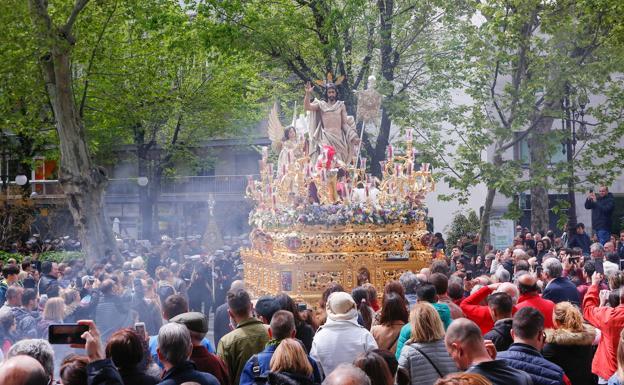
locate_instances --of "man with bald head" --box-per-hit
[445,318,532,385]
[214,280,245,346]
[0,355,49,385]
[460,281,519,334]
[322,363,371,385]
[515,273,555,328]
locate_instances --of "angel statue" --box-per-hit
[267,102,304,175]
[304,73,360,166]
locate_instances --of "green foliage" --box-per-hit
[445,210,481,249]
[0,199,36,250]
[0,251,85,264]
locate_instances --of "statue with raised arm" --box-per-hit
[304,74,360,166]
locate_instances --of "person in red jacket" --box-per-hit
[583,272,624,383]
[516,273,555,328]
[460,282,519,334]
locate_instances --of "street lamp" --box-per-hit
[15,174,28,186]
[561,83,589,244]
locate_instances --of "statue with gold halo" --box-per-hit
[304,74,360,165]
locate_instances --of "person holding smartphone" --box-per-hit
[584,186,615,245]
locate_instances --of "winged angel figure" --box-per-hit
[267,102,307,175]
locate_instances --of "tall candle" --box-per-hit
[395,164,401,176]
[387,144,393,159]
[262,146,269,160]
[361,157,367,170]
[407,128,413,141]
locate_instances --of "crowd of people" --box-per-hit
[0,186,622,385]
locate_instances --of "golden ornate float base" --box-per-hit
[241,222,431,304]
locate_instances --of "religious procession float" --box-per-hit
[241,74,435,304]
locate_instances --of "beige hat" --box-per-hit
[326,292,358,321]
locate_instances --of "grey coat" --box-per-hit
[398,339,457,385]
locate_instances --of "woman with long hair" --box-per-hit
[543,302,596,385]
[352,286,375,330]
[267,338,316,385]
[276,293,315,353]
[37,297,65,339]
[61,289,82,323]
[353,351,394,385]
[371,293,408,353]
[106,328,159,385]
[535,240,547,263]
[398,303,457,385]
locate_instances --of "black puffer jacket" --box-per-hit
[267,371,319,385]
[484,318,513,352]
[542,324,596,385]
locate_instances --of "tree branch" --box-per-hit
[63,0,90,37]
[79,0,118,118]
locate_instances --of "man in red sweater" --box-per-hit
[460,282,519,334]
[583,272,624,383]
[515,273,555,328]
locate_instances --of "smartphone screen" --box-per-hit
[135,322,146,336]
[48,324,89,345]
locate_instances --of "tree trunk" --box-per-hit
[479,187,497,255]
[137,153,154,241]
[371,0,396,177]
[29,0,117,264]
[528,117,554,234]
[478,154,502,254]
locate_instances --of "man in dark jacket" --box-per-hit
[498,307,570,385]
[214,280,245,346]
[171,312,231,385]
[445,318,532,385]
[483,293,513,352]
[568,223,591,255]
[239,310,322,385]
[157,322,220,385]
[584,186,615,245]
[541,258,580,306]
[13,289,40,340]
[94,279,133,342]
[37,261,59,297]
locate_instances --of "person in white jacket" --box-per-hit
[310,291,378,376]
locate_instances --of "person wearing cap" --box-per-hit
[217,289,269,385]
[171,312,231,385]
[310,292,378,376]
[240,310,322,385]
[255,295,281,324]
